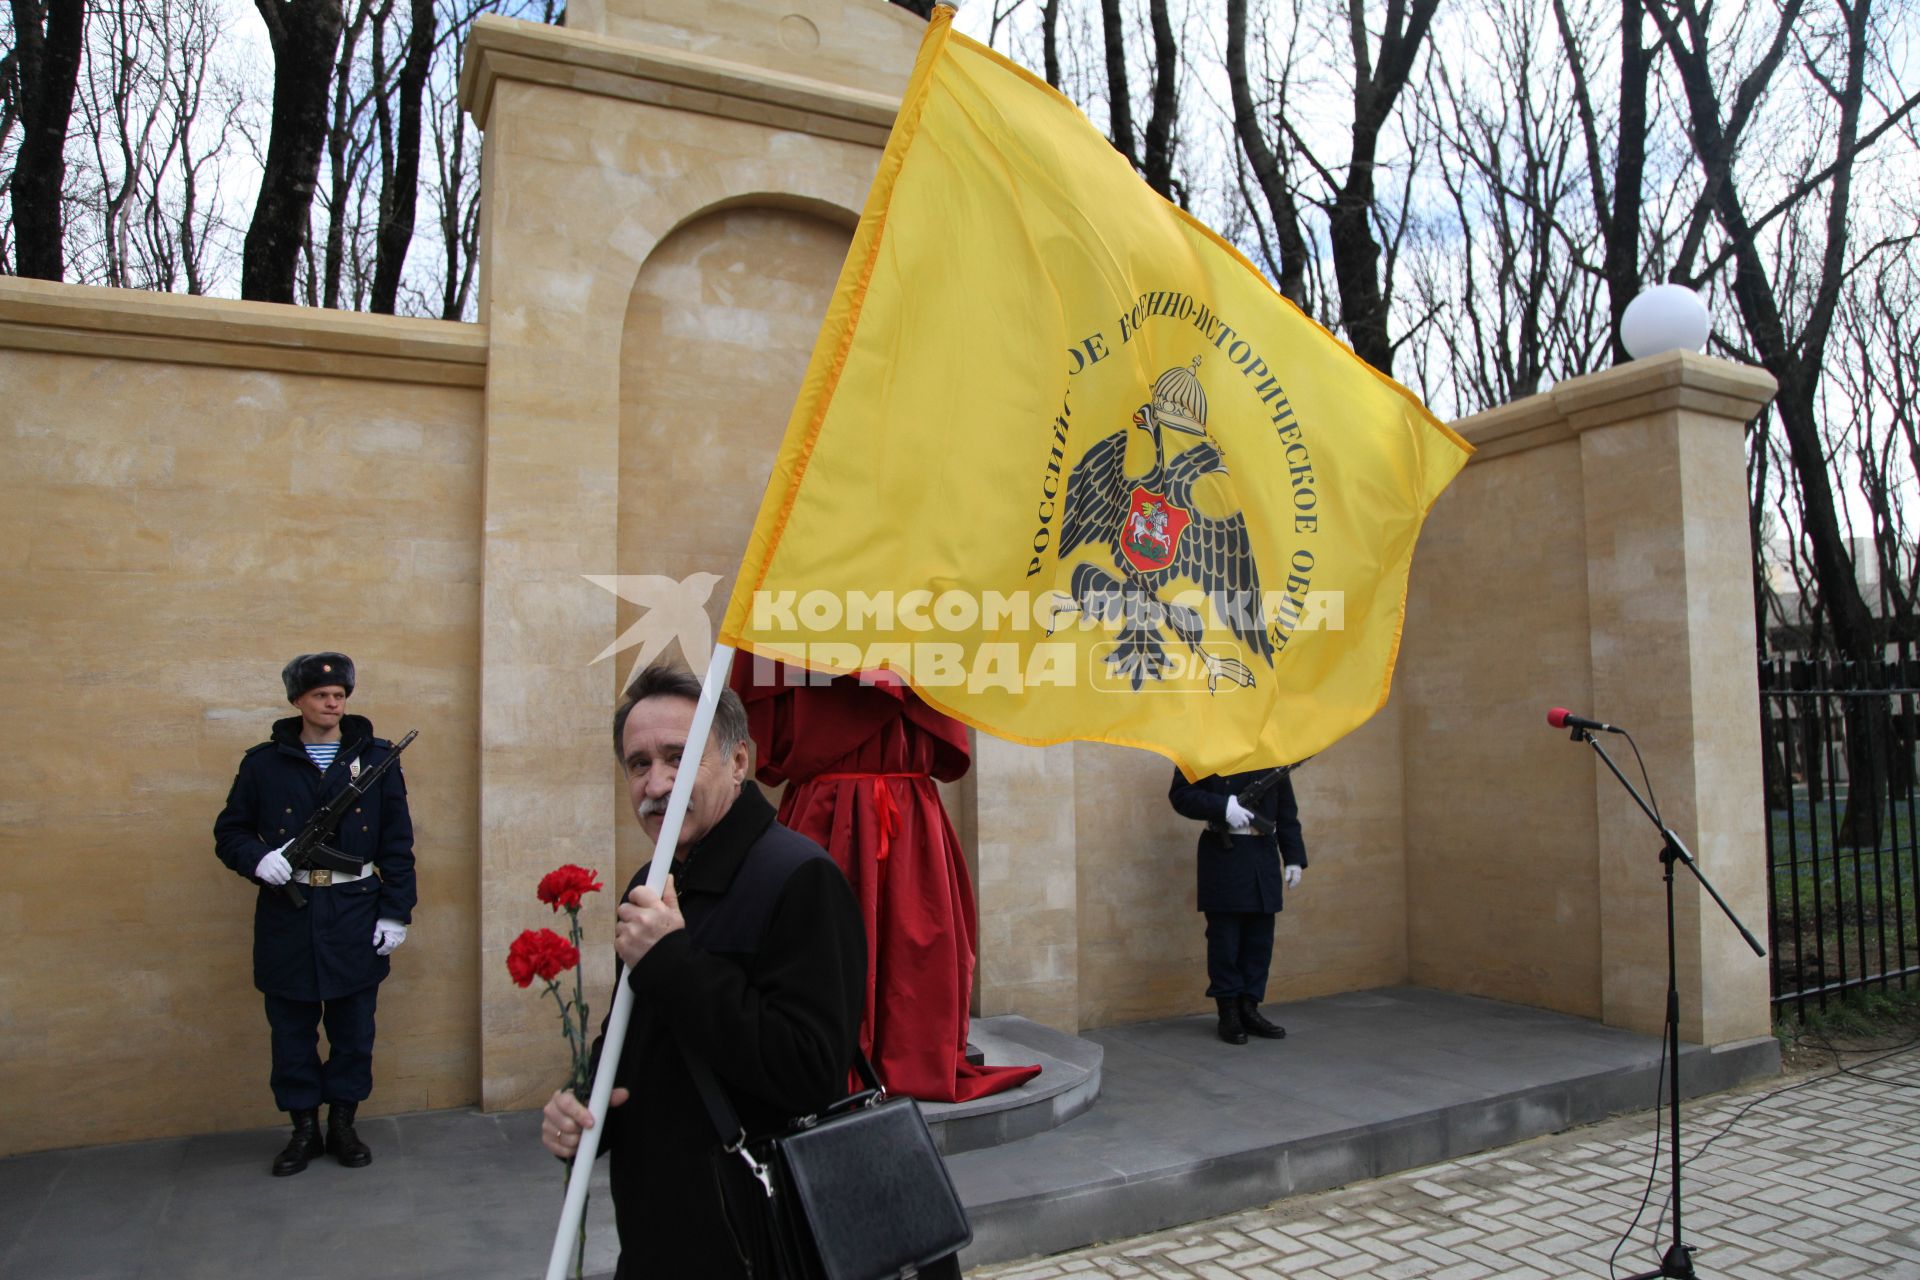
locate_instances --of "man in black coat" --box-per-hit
[1169,765,1308,1045]
[540,662,866,1280]
[214,652,417,1175]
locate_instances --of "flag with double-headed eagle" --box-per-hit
[717,6,1471,779]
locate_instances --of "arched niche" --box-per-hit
[611,197,855,884]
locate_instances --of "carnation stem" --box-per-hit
[567,905,590,1088]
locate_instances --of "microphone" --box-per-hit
[1547,707,1623,734]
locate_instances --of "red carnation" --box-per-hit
[537,864,604,913]
[506,928,580,988]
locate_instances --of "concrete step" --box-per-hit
[921,1015,1104,1155]
[947,987,1780,1269]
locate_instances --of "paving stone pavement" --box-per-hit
[976,1040,1920,1280]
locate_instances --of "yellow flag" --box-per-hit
[719,8,1471,779]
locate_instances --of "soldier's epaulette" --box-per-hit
[367,737,393,751]
[243,741,275,757]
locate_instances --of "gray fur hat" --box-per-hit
[282,652,355,701]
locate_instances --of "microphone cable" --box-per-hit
[1608,1016,1672,1278]
[1604,728,1673,1277]
[1608,1019,1920,1277]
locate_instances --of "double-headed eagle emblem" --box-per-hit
[1053,357,1272,691]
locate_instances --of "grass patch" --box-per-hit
[1768,791,1920,999]
[1775,982,1920,1047]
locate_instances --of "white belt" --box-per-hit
[293,866,374,886]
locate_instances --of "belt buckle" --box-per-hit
[310,869,333,887]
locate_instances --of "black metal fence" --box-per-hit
[1761,652,1920,1018]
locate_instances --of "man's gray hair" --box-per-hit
[613,660,750,761]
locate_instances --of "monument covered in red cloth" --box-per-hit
[731,655,1040,1102]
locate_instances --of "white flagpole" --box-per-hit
[544,641,738,1280]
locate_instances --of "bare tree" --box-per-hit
[1224,0,1439,374]
[368,0,432,311]
[74,0,164,288]
[1550,0,1650,364]
[316,0,381,309]
[419,0,483,319]
[243,0,345,302]
[1647,0,1920,840]
[1040,0,1062,87]
[149,0,230,295]
[1828,252,1920,645]
[1099,0,1183,201]
[1098,0,1134,170]
[49,0,230,292]
[1407,0,1609,409]
[6,0,84,279]
[1137,0,1180,199]
[1225,0,1312,308]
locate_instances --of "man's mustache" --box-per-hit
[639,797,668,818]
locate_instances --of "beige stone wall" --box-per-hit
[1401,353,1777,1042]
[1065,703,1409,1030]
[1400,431,1603,1015]
[0,280,486,1156]
[973,738,1080,1029]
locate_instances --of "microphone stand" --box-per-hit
[1570,726,1766,1280]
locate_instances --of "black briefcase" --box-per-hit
[687,1046,972,1280]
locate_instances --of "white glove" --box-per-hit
[255,842,293,886]
[1284,865,1304,889]
[1223,796,1255,834]
[374,919,408,956]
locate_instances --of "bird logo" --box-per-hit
[582,572,723,685]
[1053,357,1269,692]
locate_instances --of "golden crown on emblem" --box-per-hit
[1152,357,1207,433]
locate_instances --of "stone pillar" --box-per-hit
[971,737,1080,1031]
[1564,351,1777,1042]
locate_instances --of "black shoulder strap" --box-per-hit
[679,1040,884,1147]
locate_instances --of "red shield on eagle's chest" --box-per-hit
[1120,487,1191,573]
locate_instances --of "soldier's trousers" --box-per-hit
[1203,911,1275,1000]
[264,986,379,1111]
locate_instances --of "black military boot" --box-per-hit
[271,1109,325,1177]
[1240,996,1287,1040]
[326,1101,372,1168]
[1215,997,1248,1045]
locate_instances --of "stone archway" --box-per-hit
[610,202,855,887]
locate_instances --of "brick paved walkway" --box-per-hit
[978,1041,1920,1280]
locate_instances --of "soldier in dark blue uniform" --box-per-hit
[214,653,417,1175]
[1169,765,1307,1044]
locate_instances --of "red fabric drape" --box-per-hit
[731,657,1041,1103]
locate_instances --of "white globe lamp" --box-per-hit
[1620,283,1711,359]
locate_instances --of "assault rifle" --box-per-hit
[280,729,418,908]
[1206,757,1309,844]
